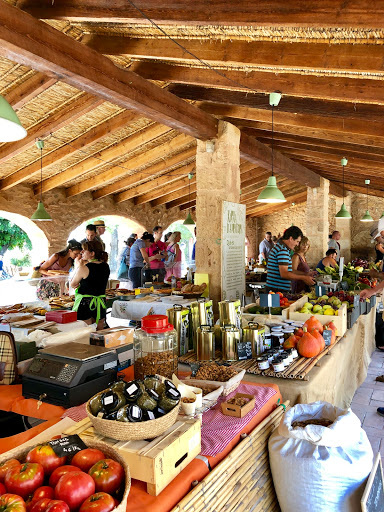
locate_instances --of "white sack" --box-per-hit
[37,326,93,348]
[268,401,373,512]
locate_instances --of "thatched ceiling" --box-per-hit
[0,0,383,217]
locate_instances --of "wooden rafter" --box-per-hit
[5,72,56,110]
[247,191,308,217]
[132,62,384,106]
[84,36,384,76]
[66,131,191,198]
[134,177,196,206]
[149,182,197,207]
[165,192,197,209]
[0,1,218,140]
[92,146,196,199]
[0,94,102,174]
[17,1,384,28]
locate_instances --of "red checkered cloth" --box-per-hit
[62,403,87,423]
[200,383,277,457]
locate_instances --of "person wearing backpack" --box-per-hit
[165,231,182,282]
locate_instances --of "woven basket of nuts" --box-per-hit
[185,363,245,396]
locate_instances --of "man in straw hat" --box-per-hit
[93,219,106,250]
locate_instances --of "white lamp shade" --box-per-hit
[0,96,27,142]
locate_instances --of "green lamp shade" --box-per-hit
[0,95,27,142]
[360,210,373,222]
[335,203,352,219]
[183,211,195,233]
[31,201,52,221]
[256,176,286,203]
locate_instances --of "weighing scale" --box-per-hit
[22,342,118,407]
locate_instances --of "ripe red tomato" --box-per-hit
[0,483,6,495]
[0,494,26,512]
[45,501,69,512]
[26,445,66,476]
[71,450,105,474]
[5,464,44,499]
[55,472,95,511]
[0,461,21,483]
[48,467,81,488]
[79,493,115,512]
[88,460,124,495]
[26,487,55,511]
[30,499,53,512]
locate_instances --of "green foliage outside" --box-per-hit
[0,218,32,257]
[10,254,32,268]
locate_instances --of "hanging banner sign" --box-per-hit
[221,201,246,301]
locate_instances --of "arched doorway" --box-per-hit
[164,220,196,275]
[69,215,145,276]
[0,210,49,268]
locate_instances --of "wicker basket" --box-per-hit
[86,393,180,441]
[0,439,131,512]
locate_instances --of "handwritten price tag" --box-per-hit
[49,435,87,457]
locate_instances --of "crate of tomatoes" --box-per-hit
[0,439,130,512]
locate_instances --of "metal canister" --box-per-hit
[221,324,241,361]
[190,298,214,351]
[167,305,190,356]
[218,300,242,330]
[242,322,265,357]
[196,325,215,361]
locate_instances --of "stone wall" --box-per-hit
[350,192,383,261]
[246,217,258,261]
[0,184,183,253]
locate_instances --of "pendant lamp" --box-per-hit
[335,157,352,219]
[183,172,195,233]
[257,92,286,203]
[0,95,27,142]
[360,179,373,222]
[31,140,52,221]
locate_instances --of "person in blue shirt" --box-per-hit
[128,232,161,288]
[259,231,274,262]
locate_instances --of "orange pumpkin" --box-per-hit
[297,328,322,358]
[295,327,304,338]
[283,335,300,350]
[303,315,324,334]
[310,328,325,352]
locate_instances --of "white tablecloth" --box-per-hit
[111,298,194,321]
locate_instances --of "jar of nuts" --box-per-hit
[134,315,178,380]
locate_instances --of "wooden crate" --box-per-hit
[242,303,289,324]
[287,295,347,337]
[171,401,289,512]
[64,417,201,496]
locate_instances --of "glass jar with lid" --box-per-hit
[134,315,178,380]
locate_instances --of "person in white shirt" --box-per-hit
[328,231,341,262]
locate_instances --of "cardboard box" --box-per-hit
[45,310,77,323]
[90,326,134,348]
[221,393,256,418]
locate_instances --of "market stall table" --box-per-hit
[111,298,195,321]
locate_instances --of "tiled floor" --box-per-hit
[350,348,384,456]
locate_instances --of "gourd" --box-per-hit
[283,334,300,350]
[303,315,324,334]
[297,328,322,358]
[309,329,325,352]
[325,322,337,344]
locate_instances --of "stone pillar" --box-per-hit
[335,192,352,262]
[246,217,258,262]
[305,178,330,267]
[195,121,241,305]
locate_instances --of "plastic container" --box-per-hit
[133,315,178,380]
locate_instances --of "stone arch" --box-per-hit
[0,210,49,264]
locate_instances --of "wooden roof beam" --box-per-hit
[132,62,384,106]
[17,1,384,28]
[166,192,197,209]
[7,110,140,194]
[34,124,171,194]
[246,191,308,217]
[92,146,196,199]
[66,131,190,198]
[0,94,102,174]
[179,201,196,212]
[134,178,196,206]
[0,1,217,140]
[113,161,195,204]
[5,72,56,110]
[239,132,321,188]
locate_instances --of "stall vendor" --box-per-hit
[266,226,315,292]
[316,248,338,272]
[71,240,110,330]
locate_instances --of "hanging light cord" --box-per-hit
[39,145,43,202]
[367,182,369,210]
[342,163,345,201]
[271,105,274,176]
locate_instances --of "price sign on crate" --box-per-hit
[49,435,87,457]
[237,341,253,360]
[259,294,280,308]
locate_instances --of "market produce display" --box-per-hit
[88,376,180,422]
[298,294,343,315]
[316,261,379,290]
[0,445,125,512]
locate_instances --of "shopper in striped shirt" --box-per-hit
[266,226,315,292]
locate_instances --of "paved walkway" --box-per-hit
[350,348,384,457]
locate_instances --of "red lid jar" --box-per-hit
[141,315,174,334]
